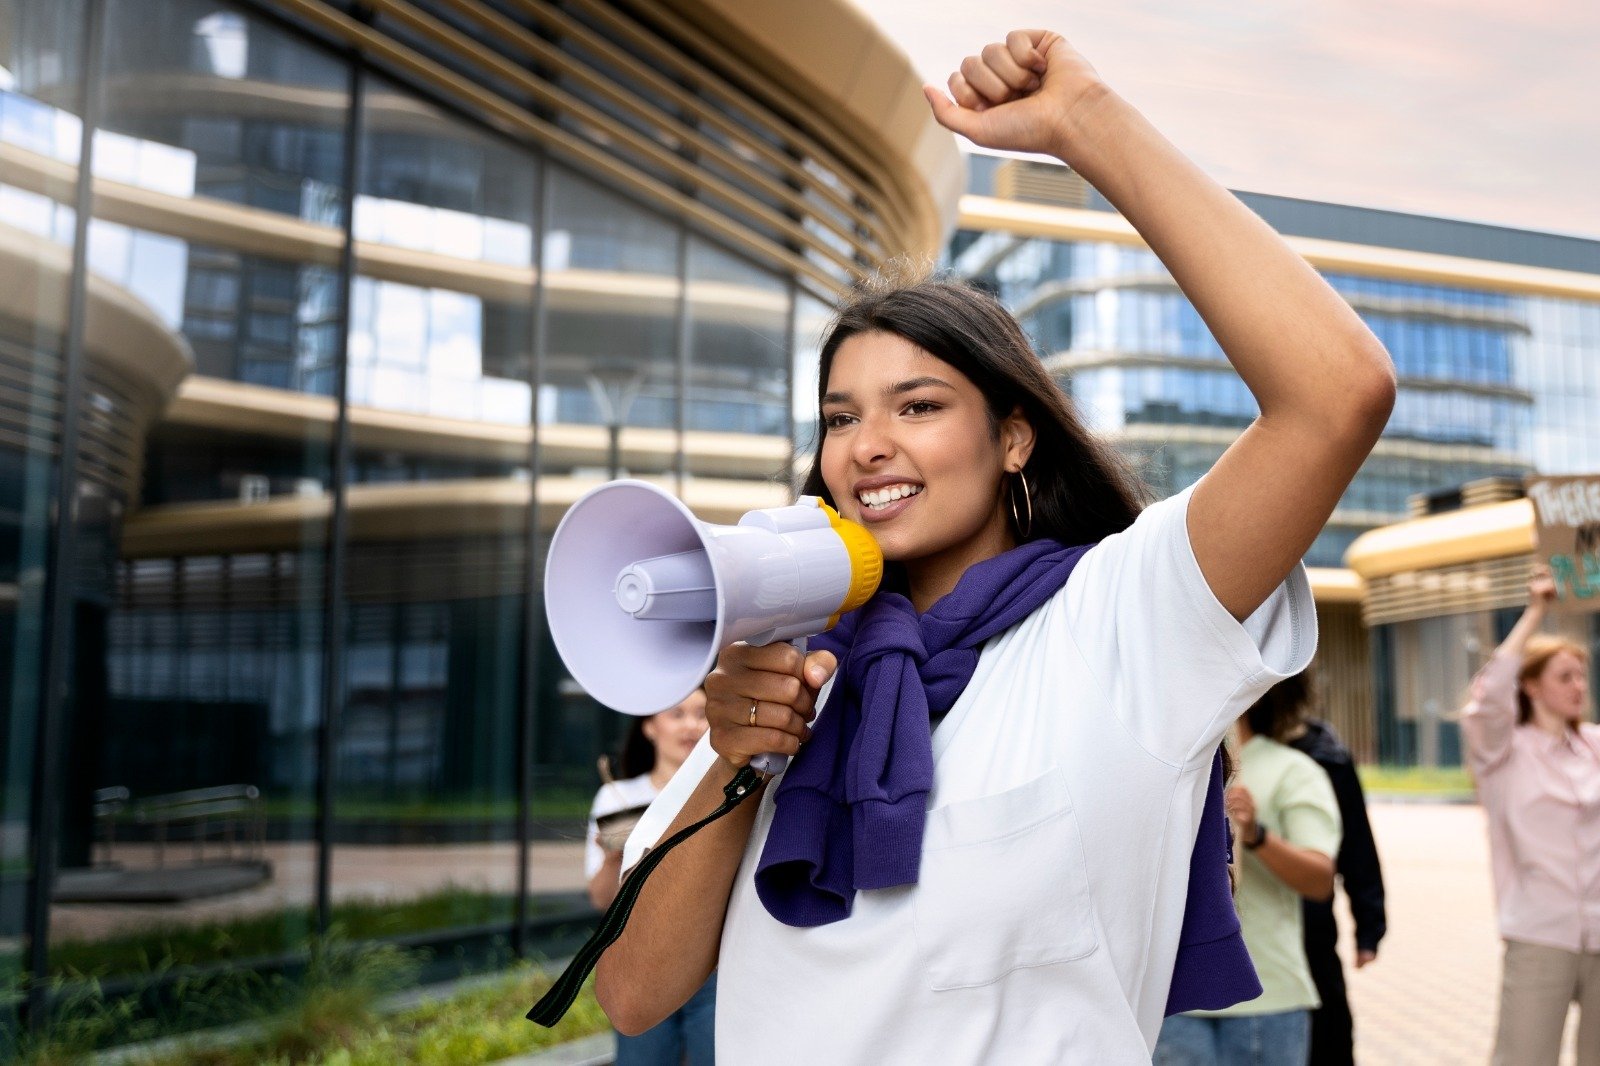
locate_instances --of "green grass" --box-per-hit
[7,935,416,1064]
[47,888,589,976]
[1358,764,1475,798]
[12,930,609,1065]
[128,965,607,1066]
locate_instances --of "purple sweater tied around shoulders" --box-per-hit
[752,536,1260,1016]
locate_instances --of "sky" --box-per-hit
[854,0,1600,241]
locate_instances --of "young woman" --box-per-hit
[1462,569,1598,1066]
[1157,673,1343,1065]
[585,691,716,1066]
[592,29,1394,1062]
[1285,676,1387,1066]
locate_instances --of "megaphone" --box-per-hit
[544,480,882,772]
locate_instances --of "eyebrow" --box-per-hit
[821,376,955,407]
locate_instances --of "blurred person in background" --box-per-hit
[1462,568,1598,1066]
[1156,681,1343,1066]
[1280,671,1387,1065]
[587,691,715,1065]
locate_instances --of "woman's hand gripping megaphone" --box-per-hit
[704,641,837,775]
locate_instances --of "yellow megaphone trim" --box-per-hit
[817,499,884,628]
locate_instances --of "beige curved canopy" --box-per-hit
[1345,499,1535,580]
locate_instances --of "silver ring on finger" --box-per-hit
[748,700,759,727]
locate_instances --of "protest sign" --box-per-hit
[1525,474,1600,614]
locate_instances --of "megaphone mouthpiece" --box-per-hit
[615,550,717,620]
[821,501,883,623]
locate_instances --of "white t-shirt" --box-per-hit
[586,773,658,880]
[623,484,1316,1064]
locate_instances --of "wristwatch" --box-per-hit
[1243,823,1268,851]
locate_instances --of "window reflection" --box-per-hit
[6,0,858,1041]
[331,73,537,953]
[685,237,790,447]
[542,167,681,473]
[49,0,343,1012]
[0,0,85,1009]
[791,293,834,472]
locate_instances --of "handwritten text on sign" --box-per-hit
[1526,474,1600,614]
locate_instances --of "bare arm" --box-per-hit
[1250,827,1336,902]
[595,756,764,1034]
[1461,570,1555,771]
[1495,569,1557,661]
[928,31,1396,619]
[1227,783,1336,901]
[587,847,623,911]
[593,644,833,1035]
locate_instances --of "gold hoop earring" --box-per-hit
[1009,472,1034,540]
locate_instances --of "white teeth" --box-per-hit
[857,484,923,510]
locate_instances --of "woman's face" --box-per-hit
[642,689,708,770]
[819,330,1033,603]
[1524,650,1591,725]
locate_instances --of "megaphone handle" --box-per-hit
[749,751,787,775]
[747,637,807,777]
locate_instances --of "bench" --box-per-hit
[129,784,265,868]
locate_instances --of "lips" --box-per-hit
[857,483,923,510]
[848,479,924,524]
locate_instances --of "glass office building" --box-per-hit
[953,154,1600,766]
[953,156,1600,569]
[0,0,958,1045]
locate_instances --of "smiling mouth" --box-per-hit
[857,484,923,511]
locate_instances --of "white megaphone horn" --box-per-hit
[544,480,882,774]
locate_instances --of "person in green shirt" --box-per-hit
[1156,674,1343,1065]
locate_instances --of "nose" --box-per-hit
[851,410,896,467]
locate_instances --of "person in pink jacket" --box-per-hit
[1461,568,1598,1066]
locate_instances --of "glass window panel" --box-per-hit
[97,0,346,223]
[0,0,84,1025]
[535,169,681,889]
[49,0,343,1027]
[790,292,832,477]
[541,166,681,476]
[334,74,538,963]
[684,238,790,466]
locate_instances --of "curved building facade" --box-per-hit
[0,0,958,1043]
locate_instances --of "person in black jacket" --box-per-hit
[1286,679,1387,1066]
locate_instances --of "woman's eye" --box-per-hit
[903,400,940,416]
[823,412,855,429]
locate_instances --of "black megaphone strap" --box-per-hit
[526,765,764,1027]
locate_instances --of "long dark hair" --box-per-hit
[1245,669,1313,742]
[800,272,1147,547]
[616,718,655,779]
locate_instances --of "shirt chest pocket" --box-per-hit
[913,766,1100,991]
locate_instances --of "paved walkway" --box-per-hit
[1342,802,1580,1065]
[71,800,1588,1064]
[50,839,590,942]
